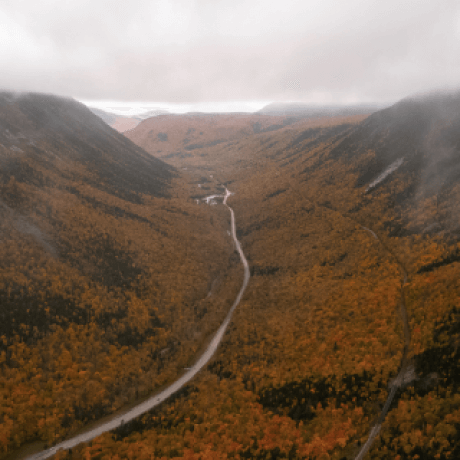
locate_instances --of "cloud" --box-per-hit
[1,0,460,105]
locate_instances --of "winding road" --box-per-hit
[25,188,250,460]
[354,227,412,460]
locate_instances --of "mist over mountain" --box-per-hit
[88,106,170,133]
[333,91,460,183]
[258,102,385,118]
[324,90,460,236]
[136,109,170,119]
[87,106,117,125]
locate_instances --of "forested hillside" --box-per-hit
[3,91,460,460]
[0,92,237,457]
[59,92,460,460]
[124,113,308,166]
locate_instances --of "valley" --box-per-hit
[1,91,460,460]
[21,188,250,460]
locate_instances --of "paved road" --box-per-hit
[26,188,250,460]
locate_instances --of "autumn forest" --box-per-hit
[1,91,460,459]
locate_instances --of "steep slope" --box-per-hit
[80,93,460,460]
[0,92,237,457]
[330,91,460,238]
[0,92,173,201]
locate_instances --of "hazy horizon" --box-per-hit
[80,98,391,116]
[79,99,272,115]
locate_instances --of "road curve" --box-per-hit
[26,188,250,460]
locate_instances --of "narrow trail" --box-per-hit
[277,174,414,459]
[354,227,412,460]
[25,188,250,460]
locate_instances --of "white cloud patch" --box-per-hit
[1,0,460,106]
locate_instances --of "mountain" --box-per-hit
[258,102,385,117]
[0,92,235,456]
[0,92,174,201]
[328,91,460,236]
[331,91,460,182]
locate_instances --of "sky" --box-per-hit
[1,0,460,113]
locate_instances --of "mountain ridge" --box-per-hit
[258,101,386,117]
[0,91,175,203]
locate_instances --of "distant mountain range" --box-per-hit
[88,106,170,132]
[258,102,386,117]
[89,102,387,133]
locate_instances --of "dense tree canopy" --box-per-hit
[3,92,460,459]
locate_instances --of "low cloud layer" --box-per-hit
[1,0,460,106]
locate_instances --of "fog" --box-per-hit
[1,0,460,109]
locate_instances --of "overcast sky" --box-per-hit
[1,0,460,112]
